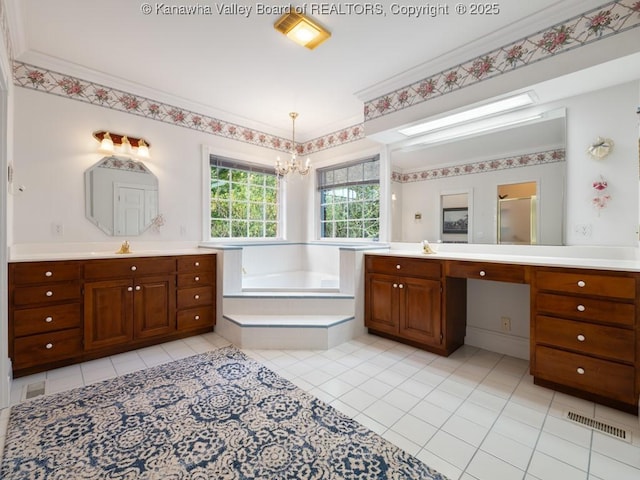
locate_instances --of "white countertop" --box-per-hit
[366,244,640,272]
[8,242,218,262]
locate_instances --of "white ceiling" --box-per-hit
[10,0,606,140]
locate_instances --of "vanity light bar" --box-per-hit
[399,92,535,137]
[93,131,151,158]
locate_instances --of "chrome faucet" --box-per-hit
[116,240,131,254]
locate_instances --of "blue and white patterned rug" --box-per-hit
[1,346,448,479]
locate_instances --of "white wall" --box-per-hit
[11,87,310,245]
[564,81,640,246]
[0,9,13,408]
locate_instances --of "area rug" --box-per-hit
[1,346,448,479]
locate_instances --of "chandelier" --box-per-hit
[275,112,311,177]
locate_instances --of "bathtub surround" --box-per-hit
[209,242,375,349]
[1,345,448,480]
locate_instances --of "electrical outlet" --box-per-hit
[500,316,511,332]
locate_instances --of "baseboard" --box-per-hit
[465,326,530,360]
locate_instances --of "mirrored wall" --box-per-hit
[390,109,566,245]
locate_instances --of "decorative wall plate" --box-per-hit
[587,137,614,160]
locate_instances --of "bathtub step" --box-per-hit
[219,314,357,350]
[223,293,354,315]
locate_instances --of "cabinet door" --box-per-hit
[399,276,442,347]
[84,279,134,350]
[365,273,398,335]
[133,274,176,339]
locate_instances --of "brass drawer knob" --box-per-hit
[399,284,404,289]
[45,291,53,297]
[577,334,586,342]
[127,286,133,292]
[393,283,398,288]
[194,315,200,320]
[194,294,200,300]
[576,367,585,375]
[45,271,53,277]
[131,265,137,271]
[45,316,53,323]
[479,270,486,277]
[195,261,200,267]
[135,285,141,291]
[195,276,200,282]
[577,304,586,312]
[396,264,401,269]
[577,280,586,288]
[45,343,53,350]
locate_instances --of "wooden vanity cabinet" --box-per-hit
[9,253,216,377]
[365,255,462,355]
[176,255,216,332]
[531,267,638,413]
[9,261,83,372]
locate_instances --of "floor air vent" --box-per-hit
[566,411,631,442]
[23,381,46,400]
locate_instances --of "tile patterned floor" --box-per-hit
[1,332,639,480]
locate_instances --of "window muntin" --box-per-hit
[318,156,380,240]
[209,156,279,239]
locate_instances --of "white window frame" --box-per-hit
[316,154,381,241]
[201,146,285,242]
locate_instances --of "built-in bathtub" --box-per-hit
[242,270,340,292]
[202,241,385,349]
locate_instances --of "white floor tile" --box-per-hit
[535,432,590,472]
[527,451,587,480]
[480,431,533,470]
[589,452,640,480]
[466,450,526,480]
[425,430,476,471]
[5,333,640,480]
[390,413,437,447]
[416,448,463,480]
[362,399,405,428]
[442,415,489,447]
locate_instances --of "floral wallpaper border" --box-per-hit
[391,148,565,183]
[365,0,640,122]
[12,61,365,156]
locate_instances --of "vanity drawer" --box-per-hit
[365,255,441,279]
[535,345,635,404]
[446,261,526,283]
[177,306,214,330]
[177,271,214,288]
[177,255,215,273]
[13,282,81,306]
[13,328,82,369]
[10,261,81,285]
[535,315,634,363]
[177,286,213,308]
[84,256,176,279]
[536,292,634,326]
[13,303,82,337]
[535,270,636,300]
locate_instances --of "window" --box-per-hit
[209,155,280,238]
[318,155,380,239]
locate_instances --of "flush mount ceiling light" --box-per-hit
[399,92,536,137]
[274,11,331,49]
